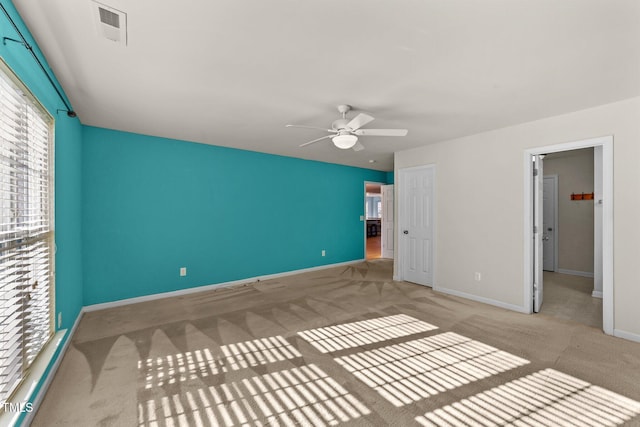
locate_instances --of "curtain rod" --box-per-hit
[1,3,76,118]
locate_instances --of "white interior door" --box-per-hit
[542,176,557,271]
[381,185,394,259]
[399,166,434,286]
[533,155,544,312]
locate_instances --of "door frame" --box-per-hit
[543,174,558,272]
[523,136,613,334]
[381,184,394,259]
[397,164,436,286]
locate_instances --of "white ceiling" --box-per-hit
[13,0,640,171]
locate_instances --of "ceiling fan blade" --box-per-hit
[352,141,365,152]
[355,128,408,136]
[346,113,375,131]
[299,134,332,147]
[286,124,335,132]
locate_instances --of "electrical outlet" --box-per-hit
[359,215,365,221]
[180,267,187,277]
[321,250,326,257]
[474,272,482,281]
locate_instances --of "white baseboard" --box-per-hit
[11,310,83,427]
[433,286,529,314]
[84,259,365,312]
[614,329,640,344]
[556,268,594,278]
[592,290,603,298]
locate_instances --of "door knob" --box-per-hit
[403,230,409,234]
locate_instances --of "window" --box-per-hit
[0,59,54,403]
[366,195,382,219]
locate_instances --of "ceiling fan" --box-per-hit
[286,104,408,151]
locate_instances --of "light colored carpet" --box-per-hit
[32,260,640,426]
[540,271,602,329]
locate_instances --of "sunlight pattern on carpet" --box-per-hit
[297,314,438,353]
[416,368,640,426]
[137,364,370,427]
[138,336,301,388]
[335,332,529,407]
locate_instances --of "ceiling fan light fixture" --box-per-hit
[332,134,358,149]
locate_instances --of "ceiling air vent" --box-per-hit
[92,1,127,46]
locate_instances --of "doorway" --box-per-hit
[364,182,394,260]
[540,149,601,328]
[524,136,613,335]
[365,183,383,260]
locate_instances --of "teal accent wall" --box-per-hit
[386,170,394,184]
[53,117,83,329]
[82,127,387,305]
[1,0,83,423]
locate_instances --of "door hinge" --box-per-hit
[533,225,538,234]
[533,168,539,177]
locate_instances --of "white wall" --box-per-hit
[394,96,640,338]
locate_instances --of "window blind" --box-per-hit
[0,59,54,403]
